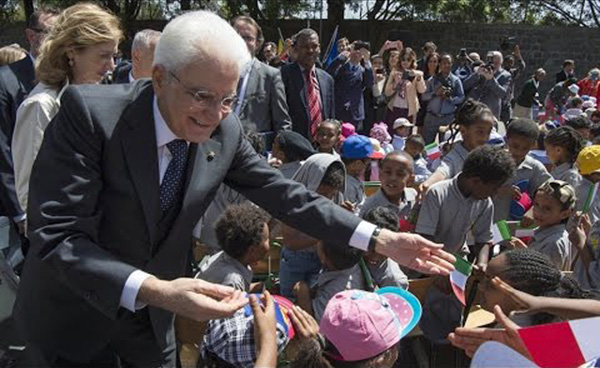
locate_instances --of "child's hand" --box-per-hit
[519,215,534,229]
[250,291,278,367]
[508,237,528,249]
[511,185,522,200]
[340,200,356,213]
[490,277,542,314]
[268,156,282,168]
[289,306,320,341]
[568,213,588,252]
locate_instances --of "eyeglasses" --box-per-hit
[169,71,237,112]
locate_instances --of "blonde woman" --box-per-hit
[12,3,122,212]
[0,44,27,66]
[383,47,426,132]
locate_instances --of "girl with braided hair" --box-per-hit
[545,125,584,188]
[479,248,589,326]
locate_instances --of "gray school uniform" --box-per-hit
[195,251,253,291]
[279,161,302,179]
[529,224,573,271]
[416,177,494,255]
[436,142,469,179]
[367,258,409,289]
[551,163,582,188]
[492,155,552,222]
[414,156,432,184]
[576,177,600,225]
[359,187,417,219]
[345,175,365,208]
[573,221,600,291]
[311,264,365,321]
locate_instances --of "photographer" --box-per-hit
[383,47,426,133]
[463,50,512,119]
[326,40,374,131]
[422,54,465,144]
[452,48,474,82]
[500,44,526,122]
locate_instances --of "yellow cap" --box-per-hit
[577,145,600,175]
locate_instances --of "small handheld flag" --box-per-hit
[425,142,441,161]
[583,183,598,213]
[449,256,473,305]
[492,220,512,244]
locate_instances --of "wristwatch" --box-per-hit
[368,227,382,252]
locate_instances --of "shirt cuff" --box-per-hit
[12,214,26,222]
[120,270,153,312]
[349,221,377,251]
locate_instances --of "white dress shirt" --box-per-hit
[119,97,376,312]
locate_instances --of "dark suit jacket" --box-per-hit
[326,55,374,124]
[236,59,292,149]
[555,70,573,84]
[14,80,360,361]
[112,62,132,84]
[280,62,335,140]
[0,56,35,217]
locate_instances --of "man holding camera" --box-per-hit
[500,45,526,122]
[326,40,374,131]
[422,54,465,144]
[463,50,512,120]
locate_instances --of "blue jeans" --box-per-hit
[279,247,322,298]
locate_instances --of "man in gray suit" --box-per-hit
[231,15,291,150]
[14,11,454,367]
[464,51,512,120]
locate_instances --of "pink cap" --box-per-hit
[341,122,356,138]
[319,289,418,362]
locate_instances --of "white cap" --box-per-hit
[393,118,414,130]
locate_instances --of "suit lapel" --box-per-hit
[120,84,161,245]
[181,136,222,210]
[293,63,308,113]
[240,60,259,117]
[315,69,328,117]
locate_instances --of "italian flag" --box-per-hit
[449,257,472,306]
[518,317,600,368]
[491,220,511,244]
[583,182,599,213]
[425,142,441,161]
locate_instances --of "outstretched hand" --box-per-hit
[375,229,455,275]
[448,305,530,359]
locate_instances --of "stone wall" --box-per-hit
[2,19,599,96]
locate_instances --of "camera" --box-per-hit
[499,36,517,52]
[458,48,468,58]
[375,68,385,74]
[437,75,453,98]
[402,70,415,82]
[354,40,370,51]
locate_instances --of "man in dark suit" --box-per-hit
[14,11,453,367]
[556,59,575,84]
[0,8,58,249]
[326,41,374,131]
[281,29,335,141]
[112,29,161,84]
[231,16,291,150]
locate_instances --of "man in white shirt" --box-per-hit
[14,11,454,367]
[112,29,161,84]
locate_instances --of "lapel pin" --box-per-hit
[207,151,216,161]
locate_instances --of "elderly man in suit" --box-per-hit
[0,7,58,252]
[281,29,335,141]
[230,15,291,151]
[463,50,512,120]
[14,11,453,367]
[112,29,162,84]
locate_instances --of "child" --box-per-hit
[360,151,417,220]
[510,180,576,271]
[195,203,270,291]
[478,249,589,326]
[370,122,394,153]
[404,134,432,184]
[545,126,583,188]
[419,99,495,193]
[271,130,316,179]
[362,207,409,289]
[291,289,421,368]
[562,96,584,122]
[279,154,347,298]
[571,213,600,292]
[315,119,342,158]
[575,145,600,224]
[294,238,365,322]
[417,145,516,342]
[391,117,414,150]
[565,115,593,142]
[493,118,552,222]
[341,135,383,209]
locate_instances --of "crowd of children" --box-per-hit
[187,96,600,367]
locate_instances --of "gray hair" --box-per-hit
[491,50,503,64]
[154,11,250,73]
[131,29,161,53]
[293,28,318,47]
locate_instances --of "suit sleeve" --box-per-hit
[26,87,137,319]
[269,69,292,132]
[484,73,511,99]
[0,79,23,217]
[223,134,361,246]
